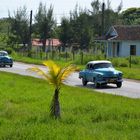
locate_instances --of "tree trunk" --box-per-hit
[50,88,60,119]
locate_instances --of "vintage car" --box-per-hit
[0,51,13,67]
[79,60,123,88]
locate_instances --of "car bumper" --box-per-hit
[97,78,123,84]
[0,62,13,65]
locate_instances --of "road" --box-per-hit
[0,62,140,99]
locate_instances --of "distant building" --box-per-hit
[96,25,140,57]
[32,38,62,52]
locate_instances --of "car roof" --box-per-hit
[87,60,111,65]
[0,51,8,54]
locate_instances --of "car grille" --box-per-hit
[103,77,117,81]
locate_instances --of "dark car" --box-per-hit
[0,51,13,67]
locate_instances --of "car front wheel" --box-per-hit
[116,82,122,88]
[94,82,101,88]
[82,78,87,86]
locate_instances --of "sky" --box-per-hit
[0,0,140,23]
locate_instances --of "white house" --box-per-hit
[96,25,140,57]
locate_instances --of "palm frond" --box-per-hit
[58,64,77,82]
[27,67,52,83]
[28,60,77,88]
[43,60,61,76]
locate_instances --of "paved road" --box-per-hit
[0,62,140,99]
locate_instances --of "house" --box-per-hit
[32,38,62,52]
[96,25,140,57]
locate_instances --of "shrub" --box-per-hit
[119,62,128,67]
[5,47,13,54]
[59,52,71,59]
[131,57,140,64]
[110,57,128,67]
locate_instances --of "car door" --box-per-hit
[86,64,94,82]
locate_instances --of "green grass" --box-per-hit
[12,53,140,80]
[0,72,140,140]
[118,66,140,80]
[12,53,43,65]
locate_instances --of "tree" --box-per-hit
[28,60,77,119]
[59,17,73,50]
[76,12,94,50]
[9,6,29,47]
[121,8,140,25]
[90,0,102,35]
[34,2,56,51]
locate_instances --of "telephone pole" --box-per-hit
[101,2,105,36]
[28,10,33,57]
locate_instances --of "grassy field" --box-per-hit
[118,67,140,80]
[12,53,140,81]
[0,72,140,140]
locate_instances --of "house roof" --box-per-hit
[32,38,62,47]
[112,25,140,40]
[96,25,140,41]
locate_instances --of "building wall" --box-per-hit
[121,41,140,56]
[107,41,140,57]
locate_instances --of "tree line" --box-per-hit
[0,0,140,56]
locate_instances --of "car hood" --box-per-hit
[95,68,121,76]
[0,56,11,59]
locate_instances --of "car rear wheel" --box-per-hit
[116,82,122,88]
[82,78,87,86]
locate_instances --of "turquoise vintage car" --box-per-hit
[0,51,13,67]
[79,60,123,88]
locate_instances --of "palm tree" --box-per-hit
[28,60,77,119]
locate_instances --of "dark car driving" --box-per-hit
[0,51,13,67]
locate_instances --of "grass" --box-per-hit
[0,72,140,140]
[12,53,140,80]
[118,66,140,80]
[12,53,43,65]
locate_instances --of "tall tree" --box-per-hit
[121,8,140,25]
[90,0,102,35]
[70,7,94,50]
[59,17,73,49]
[9,6,29,47]
[34,2,55,51]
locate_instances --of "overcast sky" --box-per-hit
[0,0,140,23]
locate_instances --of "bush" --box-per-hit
[5,47,13,54]
[131,57,140,64]
[59,52,71,59]
[110,57,128,67]
[74,52,105,65]
[119,62,128,67]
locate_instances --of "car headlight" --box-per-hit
[97,74,103,79]
[118,73,123,79]
[118,73,122,77]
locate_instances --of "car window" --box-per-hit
[86,64,94,70]
[93,63,113,69]
[86,64,90,69]
[0,52,8,56]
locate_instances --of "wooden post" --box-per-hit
[81,51,83,64]
[66,51,68,62]
[129,55,131,68]
[72,50,75,61]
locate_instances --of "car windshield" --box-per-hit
[93,63,113,69]
[0,52,8,56]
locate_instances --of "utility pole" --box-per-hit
[101,2,105,36]
[28,10,33,57]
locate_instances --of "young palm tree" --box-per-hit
[28,60,77,119]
